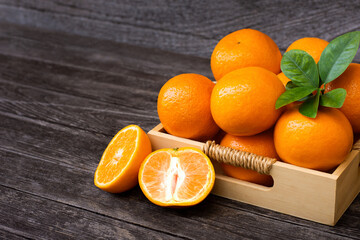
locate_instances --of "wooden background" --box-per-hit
[0,0,360,239]
[1,0,360,61]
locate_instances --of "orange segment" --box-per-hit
[139,148,215,207]
[94,125,152,193]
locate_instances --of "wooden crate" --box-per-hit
[148,123,360,226]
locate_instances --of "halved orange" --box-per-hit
[138,147,215,207]
[94,125,152,193]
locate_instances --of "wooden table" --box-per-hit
[1,1,360,239]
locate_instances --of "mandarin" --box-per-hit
[274,106,353,171]
[325,63,360,133]
[220,130,278,187]
[286,37,329,63]
[157,74,219,141]
[211,29,282,81]
[211,67,285,136]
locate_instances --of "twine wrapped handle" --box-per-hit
[202,140,277,175]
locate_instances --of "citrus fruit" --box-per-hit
[220,130,278,187]
[157,73,219,141]
[139,147,215,207]
[94,125,152,193]
[325,63,360,133]
[211,29,282,81]
[286,37,329,63]
[274,106,353,171]
[277,72,290,86]
[211,67,285,136]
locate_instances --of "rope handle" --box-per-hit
[202,138,360,175]
[202,140,277,175]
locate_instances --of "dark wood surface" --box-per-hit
[0,1,360,239]
[1,0,360,60]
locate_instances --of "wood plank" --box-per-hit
[0,80,159,135]
[0,53,160,112]
[211,195,360,238]
[0,186,181,240]
[0,113,359,239]
[0,0,359,61]
[0,229,29,240]
[0,22,212,80]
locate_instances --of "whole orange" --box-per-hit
[157,73,219,141]
[274,106,353,171]
[211,67,285,136]
[211,29,282,81]
[286,37,329,63]
[220,130,278,187]
[325,63,360,133]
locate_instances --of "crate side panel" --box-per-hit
[334,151,360,224]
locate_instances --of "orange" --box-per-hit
[211,29,282,81]
[325,63,360,133]
[138,147,215,207]
[211,67,285,136]
[274,106,353,171]
[94,125,152,193]
[220,130,278,187]
[277,72,290,86]
[286,37,329,63]
[157,73,219,141]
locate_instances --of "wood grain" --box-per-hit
[0,0,359,60]
[0,23,212,80]
[0,229,29,240]
[0,186,180,240]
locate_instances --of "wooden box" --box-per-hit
[148,123,360,226]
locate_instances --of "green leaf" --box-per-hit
[281,50,319,88]
[299,90,321,118]
[298,94,313,102]
[285,81,297,90]
[318,31,360,84]
[319,88,347,108]
[275,86,317,109]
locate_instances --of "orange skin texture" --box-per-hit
[211,67,285,136]
[220,131,278,187]
[274,107,353,171]
[286,37,329,63]
[157,73,219,141]
[277,72,291,86]
[211,29,282,81]
[325,63,360,133]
